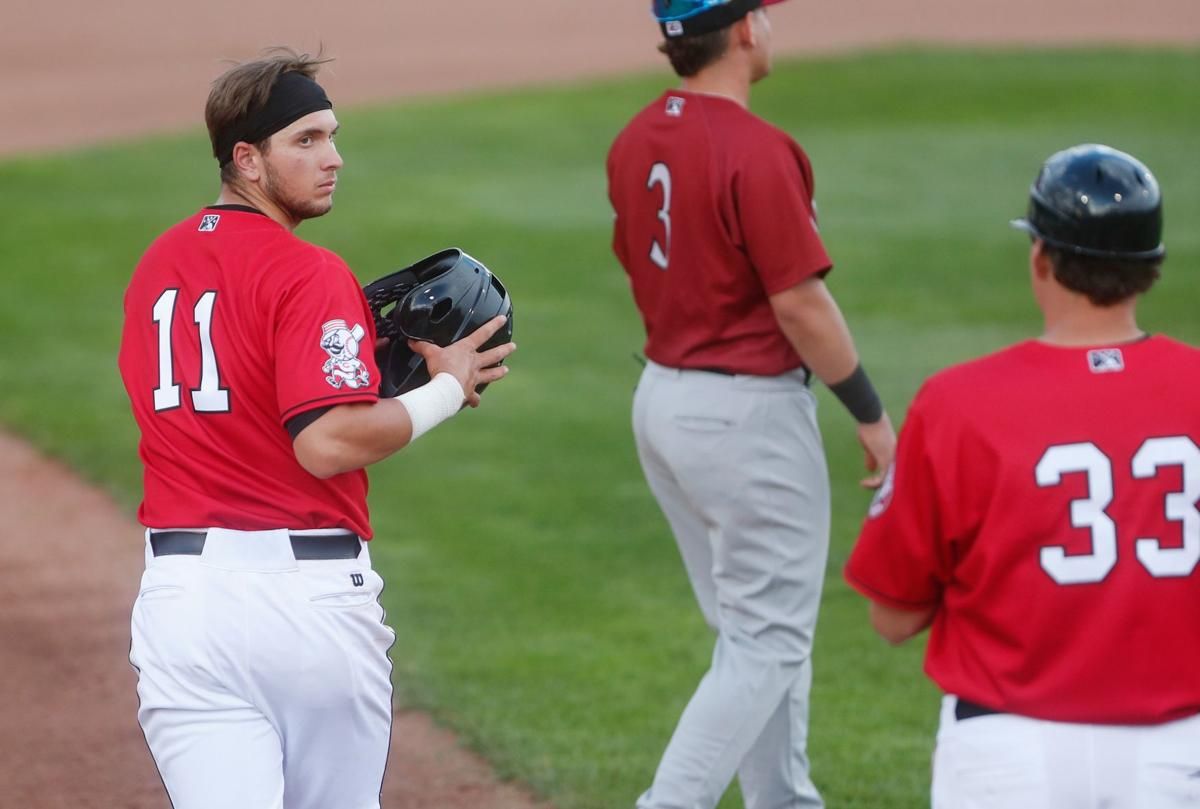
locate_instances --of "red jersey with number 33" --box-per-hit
[607,90,831,375]
[846,337,1200,724]
[118,208,380,537]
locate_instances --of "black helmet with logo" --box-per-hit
[1011,144,1164,261]
[364,248,513,397]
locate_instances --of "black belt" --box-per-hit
[693,366,814,386]
[150,530,362,560]
[955,697,1004,721]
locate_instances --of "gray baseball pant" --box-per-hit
[632,361,829,809]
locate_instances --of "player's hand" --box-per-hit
[857,412,896,489]
[410,315,515,408]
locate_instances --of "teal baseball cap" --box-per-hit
[654,0,787,38]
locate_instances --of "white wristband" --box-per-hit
[395,373,465,442]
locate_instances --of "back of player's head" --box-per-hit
[653,0,785,76]
[206,47,334,183]
[1012,144,1165,306]
[1040,244,1161,306]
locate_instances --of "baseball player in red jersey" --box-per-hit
[607,2,896,807]
[846,144,1200,807]
[117,48,514,809]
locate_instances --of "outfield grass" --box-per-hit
[2,48,1197,808]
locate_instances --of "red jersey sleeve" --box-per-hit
[268,247,381,423]
[731,133,832,296]
[845,389,951,608]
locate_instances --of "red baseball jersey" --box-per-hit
[118,206,381,537]
[846,337,1200,724]
[606,90,831,375]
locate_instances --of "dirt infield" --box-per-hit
[1,1,1196,807]
[0,430,551,809]
[2,0,1197,157]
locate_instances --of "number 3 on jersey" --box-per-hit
[1036,438,1200,584]
[152,289,230,413]
[647,162,671,270]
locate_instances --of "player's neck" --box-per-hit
[216,185,299,232]
[681,67,751,108]
[1039,300,1143,347]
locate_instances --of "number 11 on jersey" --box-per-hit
[152,289,230,413]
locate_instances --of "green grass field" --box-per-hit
[2,48,1197,808]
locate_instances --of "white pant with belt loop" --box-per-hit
[129,527,395,809]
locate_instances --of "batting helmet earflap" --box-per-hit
[363,248,513,397]
[1010,144,1165,261]
[654,0,787,38]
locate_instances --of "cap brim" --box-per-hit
[1010,218,1036,235]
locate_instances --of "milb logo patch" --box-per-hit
[198,214,220,232]
[1087,348,1124,374]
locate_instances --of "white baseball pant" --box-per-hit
[933,695,1200,808]
[129,527,395,809]
[632,361,829,809]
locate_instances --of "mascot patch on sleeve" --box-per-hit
[320,319,371,389]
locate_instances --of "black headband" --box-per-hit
[660,0,761,38]
[215,71,333,166]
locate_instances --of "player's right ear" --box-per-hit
[1030,239,1054,280]
[732,13,756,50]
[231,141,262,182]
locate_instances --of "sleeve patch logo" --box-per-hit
[665,96,686,117]
[1087,348,1125,374]
[320,319,372,389]
[198,214,220,232]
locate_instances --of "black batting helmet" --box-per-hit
[363,248,513,397]
[1011,144,1164,261]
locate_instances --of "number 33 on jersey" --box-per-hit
[1036,437,1200,584]
[845,336,1200,724]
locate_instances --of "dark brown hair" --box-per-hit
[206,47,333,182]
[1045,245,1162,306]
[658,28,732,77]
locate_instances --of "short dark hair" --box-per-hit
[658,28,732,77]
[206,46,333,183]
[1045,244,1162,306]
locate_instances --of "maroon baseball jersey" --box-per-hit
[607,90,831,375]
[118,206,380,537]
[846,336,1200,724]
